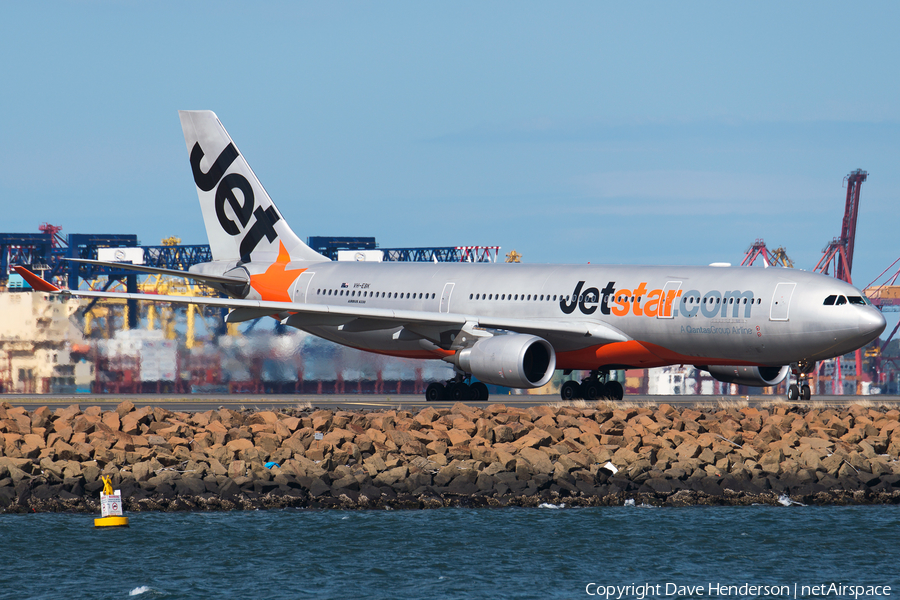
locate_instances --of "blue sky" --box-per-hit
[2,3,898,304]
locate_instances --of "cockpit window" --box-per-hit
[847,296,867,305]
[824,295,837,306]
[835,295,847,305]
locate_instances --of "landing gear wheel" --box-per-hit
[800,384,811,400]
[597,382,611,400]
[581,380,601,400]
[425,382,445,402]
[788,384,800,401]
[450,383,471,401]
[471,382,489,401]
[606,380,624,401]
[560,380,580,401]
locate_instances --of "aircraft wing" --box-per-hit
[14,266,629,345]
[62,258,247,285]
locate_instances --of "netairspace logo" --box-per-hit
[584,582,893,600]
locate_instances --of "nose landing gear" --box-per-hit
[787,360,815,401]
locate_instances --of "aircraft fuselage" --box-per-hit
[237,260,885,371]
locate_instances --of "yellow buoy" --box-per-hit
[94,515,130,527]
[95,475,129,528]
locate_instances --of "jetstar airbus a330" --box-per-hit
[16,111,886,402]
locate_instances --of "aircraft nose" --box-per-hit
[859,308,887,341]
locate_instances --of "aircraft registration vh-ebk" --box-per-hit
[16,111,886,402]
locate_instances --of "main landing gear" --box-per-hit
[425,374,490,401]
[787,359,815,401]
[559,370,624,401]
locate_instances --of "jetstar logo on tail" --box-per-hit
[190,142,281,261]
[248,241,306,302]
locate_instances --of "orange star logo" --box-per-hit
[248,241,307,302]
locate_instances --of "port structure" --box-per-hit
[307,236,500,262]
[741,239,794,268]
[863,258,900,389]
[811,170,869,394]
[3,232,501,291]
[813,169,867,284]
[741,170,885,395]
[3,228,501,338]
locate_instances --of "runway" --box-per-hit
[2,393,899,412]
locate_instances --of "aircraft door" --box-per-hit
[290,271,316,303]
[657,281,683,318]
[769,282,796,321]
[440,283,455,313]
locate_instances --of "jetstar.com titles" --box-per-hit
[560,281,760,319]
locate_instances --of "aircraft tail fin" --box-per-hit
[178,110,328,264]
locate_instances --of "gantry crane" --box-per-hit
[813,169,867,284]
[812,169,869,394]
[741,239,794,268]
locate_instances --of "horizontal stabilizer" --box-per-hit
[13,266,60,292]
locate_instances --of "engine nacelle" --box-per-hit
[452,334,556,388]
[704,365,790,387]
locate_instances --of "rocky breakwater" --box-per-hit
[2,400,900,512]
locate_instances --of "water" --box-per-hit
[1,505,897,600]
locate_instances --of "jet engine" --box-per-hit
[703,365,790,387]
[451,334,556,388]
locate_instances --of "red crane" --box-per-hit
[811,169,869,394]
[38,223,66,248]
[812,169,867,284]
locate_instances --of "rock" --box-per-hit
[218,478,241,498]
[332,475,360,491]
[386,429,413,447]
[425,440,448,456]
[446,429,471,446]
[494,450,517,471]
[471,447,497,464]
[53,405,80,422]
[228,460,248,479]
[8,403,900,511]
[838,462,858,479]
[518,448,553,475]
[7,465,29,485]
[374,466,408,487]
[492,425,514,443]
[30,407,52,430]
[254,433,281,455]
[225,438,254,454]
[644,478,673,493]
[613,447,640,464]
[175,478,206,496]
[513,430,551,450]
[394,440,422,457]
[759,448,784,474]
